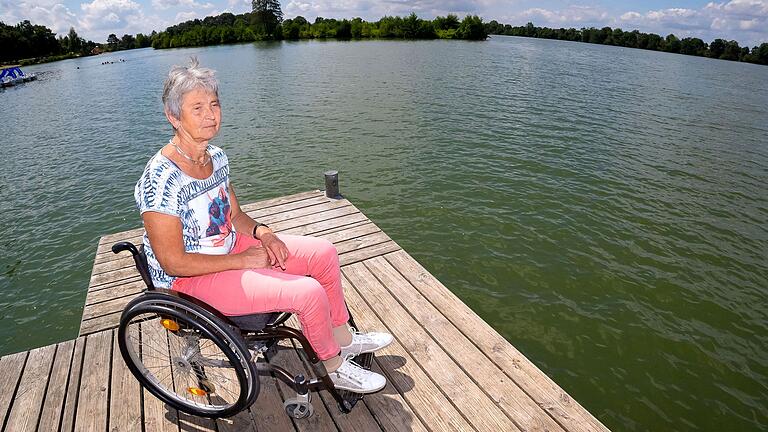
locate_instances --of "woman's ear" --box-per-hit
[164,109,180,130]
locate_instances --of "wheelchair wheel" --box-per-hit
[117,293,259,418]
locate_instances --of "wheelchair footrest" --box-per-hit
[336,352,375,412]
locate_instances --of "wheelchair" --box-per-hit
[112,241,374,419]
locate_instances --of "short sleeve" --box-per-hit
[134,159,183,217]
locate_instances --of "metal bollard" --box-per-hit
[324,170,340,198]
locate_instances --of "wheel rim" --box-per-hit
[120,302,251,414]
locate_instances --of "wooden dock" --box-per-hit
[0,190,609,432]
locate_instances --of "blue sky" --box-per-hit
[1,0,766,46]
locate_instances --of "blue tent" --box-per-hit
[0,66,26,80]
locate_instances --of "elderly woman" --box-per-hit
[134,58,391,394]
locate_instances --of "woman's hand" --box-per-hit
[260,232,289,270]
[239,246,272,269]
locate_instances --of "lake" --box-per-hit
[1,36,766,431]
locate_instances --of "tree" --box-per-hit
[663,34,680,53]
[251,0,282,38]
[455,15,487,40]
[709,38,726,58]
[433,14,460,30]
[721,40,741,61]
[68,27,82,53]
[120,34,136,49]
[107,33,119,49]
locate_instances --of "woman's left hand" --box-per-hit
[260,232,289,270]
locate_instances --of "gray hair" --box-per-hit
[162,57,219,120]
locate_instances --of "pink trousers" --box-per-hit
[172,233,349,360]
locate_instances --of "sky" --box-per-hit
[1,0,767,47]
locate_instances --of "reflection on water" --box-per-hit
[1,37,767,431]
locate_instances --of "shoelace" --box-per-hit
[338,354,368,384]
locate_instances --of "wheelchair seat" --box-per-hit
[229,312,281,331]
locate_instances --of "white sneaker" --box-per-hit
[340,330,394,359]
[329,357,386,393]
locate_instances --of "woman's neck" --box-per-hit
[173,134,208,163]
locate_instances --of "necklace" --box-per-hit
[171,139,210,167]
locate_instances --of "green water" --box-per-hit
[1,37,766,431]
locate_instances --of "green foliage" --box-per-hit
[251,0,283,39]
[1,20,61,62]
[455,15,487,40]
[485,21,767,66]
[151,11,487,48]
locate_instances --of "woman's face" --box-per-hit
[174,88,221,142]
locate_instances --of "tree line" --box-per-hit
[151,12,488,49]
[0,20,154,65]
[486,21,768,65]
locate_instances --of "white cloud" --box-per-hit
[153,0,215,10]
[620,0,768,45]
[510,5,609,26]
[0,0,78,34]
[77,0,168,40]
[174,9,222,22]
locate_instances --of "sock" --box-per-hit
[333,324,353,347]
[323,355,343,373]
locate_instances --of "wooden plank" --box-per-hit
[74,330,112,432]
[239,190,323,213]
[246,372,296,432]
[338,241,401,267]
[139,320,180,432]
[90,267,140,288]
[315,222,381,245]
[364,257,565,432]
[37,340,76,432]
[251,201,355,229]
[88,275,142,294]
[0,351,27,429]
[334,232,392,255]
[5,345,55,432]
[245,195,331,220]
[99,228,144,247]
[91,254,136,276]
[86,280,145,306]
[270,206,360,233]
[82,293,139,322]
[310,220,372,238]
[363,361,430,432]
[95,234,144,258]
[341,275,473,432]
[109,328,142,432]
[268,343,339,432]
[384,250,610,432]
[343,263,520,432]
[80,311,122,336]
[60,337,86,432]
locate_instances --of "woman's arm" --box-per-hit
[229,184,289,269]
[143,211,269,277]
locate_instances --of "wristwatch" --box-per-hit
[252,222,269,238]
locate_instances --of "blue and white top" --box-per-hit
[134,144,235,288]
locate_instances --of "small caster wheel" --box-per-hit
[284,398,314,419]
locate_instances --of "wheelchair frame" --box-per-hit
[112,241,373,419]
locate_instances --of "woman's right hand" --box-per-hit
[238,246,272,269]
